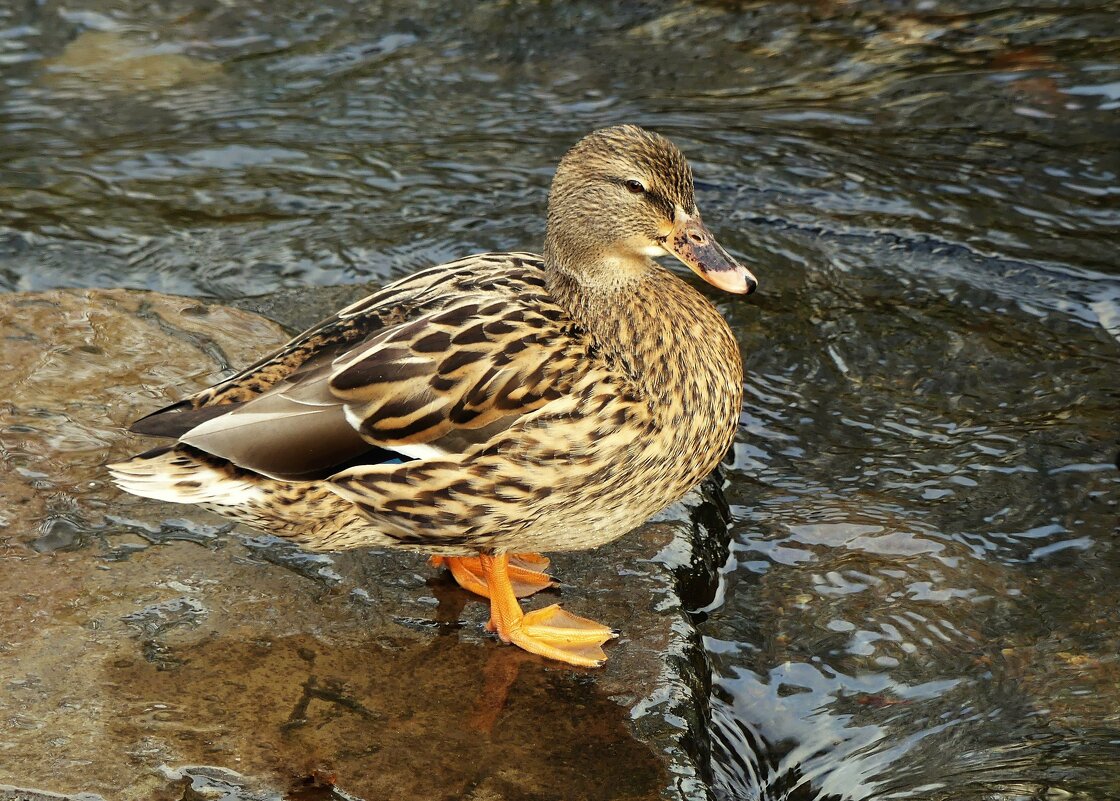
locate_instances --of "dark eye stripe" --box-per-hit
[647,193,675,220]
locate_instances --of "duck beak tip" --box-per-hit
[664,216,758,296]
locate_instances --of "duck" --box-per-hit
[109,125,757,667]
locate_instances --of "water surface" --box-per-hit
[2,1,1118,799]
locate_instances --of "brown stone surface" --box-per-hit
[0,288,719,801]
[42,31,222,92]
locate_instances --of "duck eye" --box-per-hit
[624,179,645,194]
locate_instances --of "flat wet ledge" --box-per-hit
[0,287,729,801]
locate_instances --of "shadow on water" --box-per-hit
[1,0,1119,799]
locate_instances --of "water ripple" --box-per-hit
[1,0,1118,798]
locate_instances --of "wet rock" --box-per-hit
[122,597,209,640]
[0,287,724,800]
[0,787,107,801]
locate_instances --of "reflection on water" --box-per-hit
[710,270,1120,798]
[1,0,1118,799]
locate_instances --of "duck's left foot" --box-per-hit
[491,603,618,666]
[479,553,617,668]
[429,552,555,598]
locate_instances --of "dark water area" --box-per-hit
[2,1,1118,800]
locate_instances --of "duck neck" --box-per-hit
[543,241,691,395]
[544,240,647,336]
[545,238,645,297]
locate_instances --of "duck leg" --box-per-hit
[479,552,617,668]
[429,552,556,598]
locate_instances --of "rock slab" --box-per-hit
[0,288,724,801]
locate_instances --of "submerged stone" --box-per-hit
[42,31,222,92]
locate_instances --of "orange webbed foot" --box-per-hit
[478,553,617,668]
[429,552,556,599]
[489,603,618,668]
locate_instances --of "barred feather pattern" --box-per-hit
[111,249,743,556]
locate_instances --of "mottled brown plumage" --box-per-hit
[110,125,758,666]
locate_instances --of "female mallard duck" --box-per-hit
[110,125,757,667]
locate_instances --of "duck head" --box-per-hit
[544,125,757,295]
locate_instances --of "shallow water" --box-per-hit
[2,1,1118,799]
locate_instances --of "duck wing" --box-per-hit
[128,254,584,481]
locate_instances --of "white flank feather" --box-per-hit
[390,442,449,460]
[108,450,264,506]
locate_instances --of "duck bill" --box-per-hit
[666,216,757,295]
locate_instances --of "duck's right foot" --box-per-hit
[478,552,616,668]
